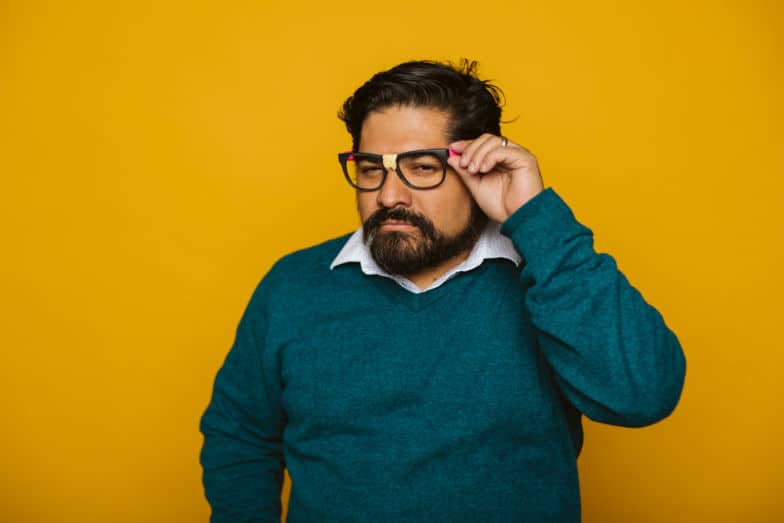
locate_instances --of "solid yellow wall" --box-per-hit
[2,1,781,521]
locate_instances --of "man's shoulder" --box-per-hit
[273,232,353,273]
[257,232,354,293]
[245,232,354,307]
[241,233,355,336]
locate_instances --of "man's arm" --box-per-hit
[200,281,285,522]
[449,135,686,426]
[501,188,686,426]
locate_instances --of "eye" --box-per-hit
[358,165,384,176]
[412,163,438,172]
[399,152,444,177]
[404,160,442,177]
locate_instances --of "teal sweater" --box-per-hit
[200,188,686,522]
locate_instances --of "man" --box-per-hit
[200,59,686,522]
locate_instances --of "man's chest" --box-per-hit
[277,297,561,451]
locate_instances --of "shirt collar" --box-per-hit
[330,221,521,294]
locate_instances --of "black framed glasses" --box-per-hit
[337,148,457,191]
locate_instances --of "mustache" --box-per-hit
[363,207,438,241]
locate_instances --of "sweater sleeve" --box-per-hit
[500,188,686,427]
[199,278,285,522]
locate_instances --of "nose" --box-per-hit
[376,168,412,209]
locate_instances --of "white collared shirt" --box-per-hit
[330,221,521,294]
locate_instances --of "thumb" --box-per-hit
[447,154,481,193]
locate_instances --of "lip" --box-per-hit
[380,221,418,231]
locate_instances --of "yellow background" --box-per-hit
[2,1,782,521]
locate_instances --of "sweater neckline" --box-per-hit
[372,264,486,313]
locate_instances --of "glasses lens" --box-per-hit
[398,152,446,188]
[346,154,385,189]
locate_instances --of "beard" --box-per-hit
[362,203,488,277]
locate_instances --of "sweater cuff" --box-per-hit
[499,188,587,264]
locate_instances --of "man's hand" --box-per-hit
[448,134,544,223]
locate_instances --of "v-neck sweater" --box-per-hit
[200,188,686,523]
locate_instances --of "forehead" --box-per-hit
[359,105,451,154]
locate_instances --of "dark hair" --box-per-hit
[338,59,505,151]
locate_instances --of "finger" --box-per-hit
[455,133,495,169]
[479,146,525,174]
[447,154,482,192]
[468,135,510,174]
[448,140,470,154]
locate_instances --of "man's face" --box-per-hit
[357,105,485,276]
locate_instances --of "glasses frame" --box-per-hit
[337,148,458,191]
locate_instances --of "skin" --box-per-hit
[357,105,544,289]
[448,133,545,224]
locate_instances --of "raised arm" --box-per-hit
[501,188,686,425]
[449,135,686,426]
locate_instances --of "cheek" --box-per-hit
[424,186,474,232]
[356,193,378,223]
[441,204,473,234]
